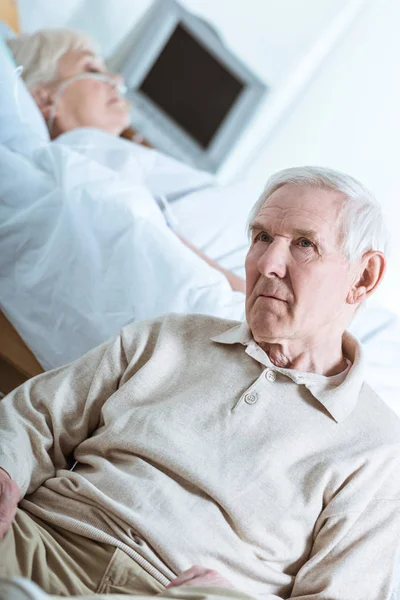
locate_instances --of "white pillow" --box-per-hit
[171,177,263,277]
[0,23,50,146]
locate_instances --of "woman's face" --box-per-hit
[36,49,131,137]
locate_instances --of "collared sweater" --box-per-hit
[1,314,400,600]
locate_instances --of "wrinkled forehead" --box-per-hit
[256,184,346,239]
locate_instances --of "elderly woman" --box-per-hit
[7,29,130,139]
[7,28,245,292]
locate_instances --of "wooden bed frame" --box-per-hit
[0,0,19,33]
[0,1,44,395]
[0,311,44,394]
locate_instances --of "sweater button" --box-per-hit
[245,392,258,405]
[265,369,276,382]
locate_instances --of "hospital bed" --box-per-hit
[0,2,230,392]
[0,311,43,395]
[0,0,18,33]
[0,1,43,394]
[0,5,248,378]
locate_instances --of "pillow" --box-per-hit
[0,22,50,145]
[171,176,263,277]
[0,22,16,60]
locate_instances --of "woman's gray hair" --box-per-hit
[247,166,389,263]
[6,29,100,88]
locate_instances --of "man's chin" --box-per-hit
[247,307,290,339]
[250,312,278,332]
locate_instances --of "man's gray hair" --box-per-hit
[247,166,389,263]
[7,29,100,88]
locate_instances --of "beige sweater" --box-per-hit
[1,314,400,599]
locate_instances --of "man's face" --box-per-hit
[245,184,355,344]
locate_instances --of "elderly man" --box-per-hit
[0,166,399,600]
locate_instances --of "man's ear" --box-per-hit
[347,250,386,306]
[29,83,55,121]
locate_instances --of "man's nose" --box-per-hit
[257,239,288,279]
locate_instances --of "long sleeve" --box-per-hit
[287,465,400,599]
[0,332,127,497]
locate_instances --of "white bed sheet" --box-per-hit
[0,133,246,370]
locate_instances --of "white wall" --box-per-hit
[18,0,350,85]
[168,0,349,85]
[17,0,83,31]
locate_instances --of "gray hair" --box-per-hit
[247,166,389,263]
[6,29,100,88]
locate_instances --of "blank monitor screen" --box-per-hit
[139,24,245,148]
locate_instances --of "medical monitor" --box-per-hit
[109,0,267,173]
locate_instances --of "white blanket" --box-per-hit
[0,130,248,370]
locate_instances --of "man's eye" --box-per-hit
[256,232,271,243]
[298,239,314,248]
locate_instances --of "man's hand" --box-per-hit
[0,468,19,539]
[166,565,236,590]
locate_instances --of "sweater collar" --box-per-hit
[211,322,365,423]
